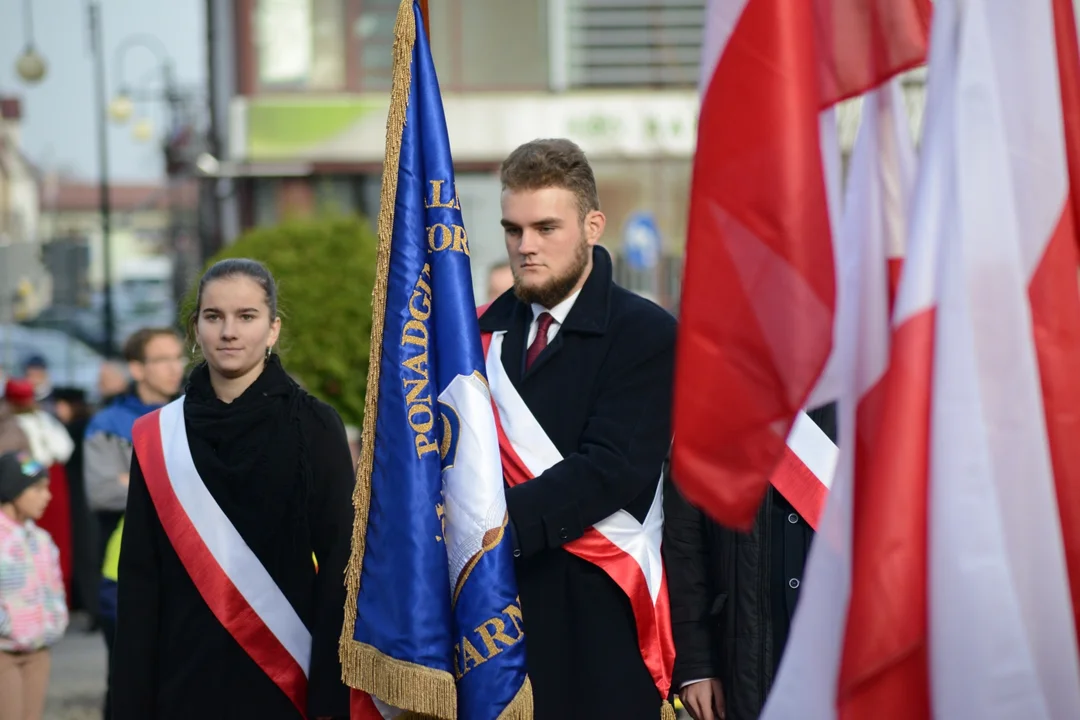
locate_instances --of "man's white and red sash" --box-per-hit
[772,411,839,530]
[132,399,311,717]
[481,330,675,702]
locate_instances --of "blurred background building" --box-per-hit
[202,0,927,308]
[0,97,50,324]
[204,0,703,306]
[34,178,197,349]
[2,0,928,369]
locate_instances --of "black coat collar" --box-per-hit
[479,245,614,337]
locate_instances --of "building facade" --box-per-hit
[36,180,198,350]
[206,0,705,306]
[205,1,927,307]
[0,97,50,323]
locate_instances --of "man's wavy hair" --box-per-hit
[499,138,601,221]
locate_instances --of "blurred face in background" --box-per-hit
[54,400,74,424]
[12,479,51,522]
[345,425,362,468]
[487,264,514,302]
[130,334,185,404]
[24,365,48,394]
[195,276,281,382]
[98,362,129,400]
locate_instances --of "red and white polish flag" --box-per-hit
[672,0,930,529]
[768,1,1080,717]
[762,72,917,720]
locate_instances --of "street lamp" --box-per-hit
[108,94,135,123]
[12,0,46,84]
[10,2,189,357]
[11,3,204,355]
[12,0,116,355]
[108,35,184,134]
[107,37,206,307]
[131,118,155,143]
[108,91,155,142]
[87,0,116,357]
[14,49,47,84]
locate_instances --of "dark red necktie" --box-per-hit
[525,312,554,371]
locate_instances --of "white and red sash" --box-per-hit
[132,399,311,716]
[772,411,839,530]
[481,330,675,702]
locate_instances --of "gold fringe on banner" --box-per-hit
[341,642,456,719]
[496,676,534,720]
[339,0,457,717]
[660,699,678,720]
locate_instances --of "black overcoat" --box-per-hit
[479,246,676,720]
[109,365,355,720]
[663,404,837,720]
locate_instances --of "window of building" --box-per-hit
[256,0,347,90]
[566,0,705,88]
[427,0,549,92]
[352,0,399,91]
[252,0,552,94]
[459,0,548,90]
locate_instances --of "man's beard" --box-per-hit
[513,240,590,309]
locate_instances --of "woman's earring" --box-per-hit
[265,346,272,362]
[192,343,198,355]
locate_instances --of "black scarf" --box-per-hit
[183,355,314,559]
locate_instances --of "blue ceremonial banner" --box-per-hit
[340,2,531,718]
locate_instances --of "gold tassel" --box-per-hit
[661,698,678,720]
[340,641,456,719]
[496,677,534,720]
[340,2,458,719]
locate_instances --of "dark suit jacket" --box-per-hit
[663,404,837,720]
[479,246,676,720]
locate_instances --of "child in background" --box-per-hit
[0,450,69,720]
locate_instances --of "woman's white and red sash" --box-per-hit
[132,398,311,716]
[481,330,675,702]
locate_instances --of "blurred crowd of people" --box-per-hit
[1,347,172,606]
[0,326,366,719]
[0,330,188,718]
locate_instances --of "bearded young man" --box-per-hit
[479,139,676,719]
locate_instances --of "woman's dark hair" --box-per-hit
[186,258,279,345]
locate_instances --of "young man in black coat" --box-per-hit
[663,405,837,720]
[479,138,676,720]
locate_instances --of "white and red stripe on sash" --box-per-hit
[772,411,839,530]
[132,399,311,716]
[481,330,675,702]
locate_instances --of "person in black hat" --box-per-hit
[0,450,50,515]
[0,450,69,720]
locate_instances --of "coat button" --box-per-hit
[787,513,799,524]
[513,549,521,558]
[558,528,569,540]
[789,578,800,589]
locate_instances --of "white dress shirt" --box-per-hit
[526,289,582,348]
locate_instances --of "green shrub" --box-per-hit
[184,214,377,427]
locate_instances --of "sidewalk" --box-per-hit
[41,615,692,719]
[45,614,106,720]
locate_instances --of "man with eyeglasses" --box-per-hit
[83,327,185,720]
